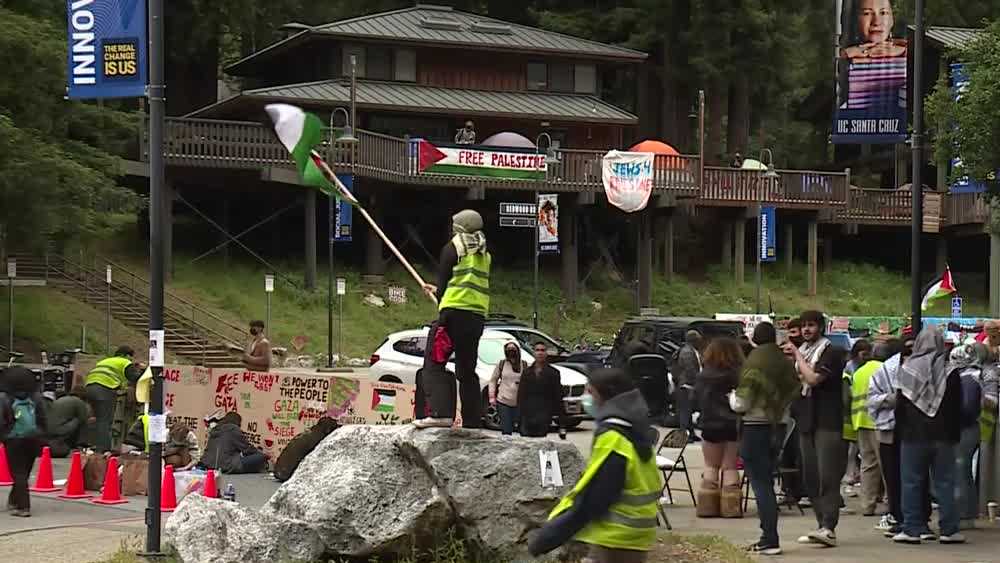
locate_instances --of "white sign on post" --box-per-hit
[265,274,275,293]
[336,277,346,296]
[149,329,165,367]
[6,259,15,279]
[106,265,112,284]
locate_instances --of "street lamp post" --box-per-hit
[756,149,779,315]
[910,0,926,332]
[328,107,358,367]
[533,133,559,329]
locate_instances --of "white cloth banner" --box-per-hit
[602,151,654,213]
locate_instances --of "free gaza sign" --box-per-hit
[66,0,147,99]
[423,145,547,180]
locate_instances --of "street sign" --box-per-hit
[500,216,537,228]
[265,274,275,293]
[760,206,776,262]
[6,259,15,279]
[106,265,112,284]
[952,296,963,318]
[336,277,346,296]
[500,202,537,216]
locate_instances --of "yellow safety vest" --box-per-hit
[850,360,882,431]
[140,414,150,453]
[842,372,857,442]
[439,251,491,315]
[85,356,133,390]
[981,404,996,443]
[548,428,662,551]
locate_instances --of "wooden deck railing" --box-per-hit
[946,192,990,226]
[700,167,849,208]
[835,188,913,223]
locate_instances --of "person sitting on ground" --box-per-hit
[202,412,269,474]
[273,417,340,482]
[163,422,201,470]
[529,368,662,563]
[45,385,94,458]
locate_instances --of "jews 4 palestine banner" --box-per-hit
[602,151,654,213]
[66,0,147,99]
[832,0,907,144]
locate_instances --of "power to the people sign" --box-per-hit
[66,0,147,99]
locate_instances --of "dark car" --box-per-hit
[607,316,746,369]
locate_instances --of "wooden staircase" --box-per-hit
[11,253,244,367]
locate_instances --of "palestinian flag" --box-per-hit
[371,389,396,413]
[264,103,358,204]
[921,266,957,311]
[415,139,446,172]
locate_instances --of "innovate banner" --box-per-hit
[831,0,907,144]
[66,0,147,99]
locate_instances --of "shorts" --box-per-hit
[701,426,739,443]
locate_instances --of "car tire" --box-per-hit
[482,388,502,431]
[378,375,403,383]
[563,419,582,429]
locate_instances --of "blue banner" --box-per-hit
[334,174,353,242]
[760,206,776,262]
[949,64,987,194]
[66,0,147,99]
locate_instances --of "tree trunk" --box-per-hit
[706,81,726,164]
[726,71,750,158]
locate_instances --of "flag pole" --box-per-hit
[310,151,437,305]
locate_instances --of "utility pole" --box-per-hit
[144,0,166,554]
[910,0,925,332]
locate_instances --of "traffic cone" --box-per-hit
[57,450,92,499]
[29,446,59,493]
[160,464,177,512]
[92,457,127,505]
[202,469,218,499]
[0,444,13,486]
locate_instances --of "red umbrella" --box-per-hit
[628,140,685,169]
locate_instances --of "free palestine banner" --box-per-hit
[422,145,547,180]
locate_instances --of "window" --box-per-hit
[527,62,547,90]
[367,46,393,80]
[574,64,596,94]
[392,337,426,357]
[550,63,573,92]
[342,44,366,77]
[394,49,416,82]
[478,338,517,365]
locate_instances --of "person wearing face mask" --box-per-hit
[489,342,528,437]
[241,320,272,372]
[518,343,566,438]
[528,368,662,562]
[455,120,476,144]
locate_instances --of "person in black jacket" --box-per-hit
[273,417,339,481]
[0,367,49,517]
[202,412,268,474]
[518,343,566,438]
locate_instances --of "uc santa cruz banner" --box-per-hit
[66,0,147,99]
[602,151,654,213]
[831,0,907,144]
[157,366,415,458]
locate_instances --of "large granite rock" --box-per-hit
[166,425,585,563]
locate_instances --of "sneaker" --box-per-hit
[919,532,938,542]
[844,485,859,498]
[875,514,897,531]
[412,417,454,429]
[892,532,921,544]
[798,497,813,508]
[939,533,966,544]
[10,509,30,518]
[840,506,856,515]
[797,533,819,544]
[747,542,782,555]
[809,528,837,547]
[883,525,902,538]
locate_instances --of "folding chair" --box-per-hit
[656,428,697,507]
[741,421,805,515]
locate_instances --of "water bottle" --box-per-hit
[223,483,236,502]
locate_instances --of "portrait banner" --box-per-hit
[537,194,559,254]
[602,151,654,213]
[832,0,908,144]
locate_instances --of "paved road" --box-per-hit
[4,426,1000,562]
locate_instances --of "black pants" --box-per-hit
[879,439,902,522]
[674,386,694,433]
[421,309,485,428]
[5,438,40,511]
[780,424,805,500]
[799,430,847,531]
[86,383,117,452]
[48,418,82,458]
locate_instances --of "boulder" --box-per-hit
[167,425,585,563]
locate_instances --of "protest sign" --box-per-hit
[602,151,654,213]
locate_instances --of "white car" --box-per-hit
[369,329,588,429]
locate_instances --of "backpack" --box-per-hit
[9,398,37,438]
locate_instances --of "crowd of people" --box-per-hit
[680,311,1000,555]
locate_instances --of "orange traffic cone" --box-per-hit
[57,450,92,499]
[202,469,218,498]
[0,444,13,486]
[92,457,127,505]
[29,446,59,493]
[160,464,177,512]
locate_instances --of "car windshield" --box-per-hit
[478,338,521,365]
[504,329,567,354]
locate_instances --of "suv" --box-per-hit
[483,314,609,369]
[607,316,746,369]
[369,329,588,430]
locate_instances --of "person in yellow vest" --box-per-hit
[528,368,662,563]
[84,346,142,452]
[414,209,491,429]
[850,342,888,516]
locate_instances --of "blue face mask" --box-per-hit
[581,393,596,417]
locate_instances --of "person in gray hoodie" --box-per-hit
[202,412,268,474]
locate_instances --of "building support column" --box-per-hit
[721,221,733,273]
[784,222,793,272]
[560,195,579,303]
[304,190,317,290]
[823,236,834,272]
[807,216,818,296]
[935,236,947,273]
[163,180,174,282]
[661,212,675,282]
[220,198,230,269]
[734,218,745,285]
[637,210,653,308]
[364,193,385,281]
